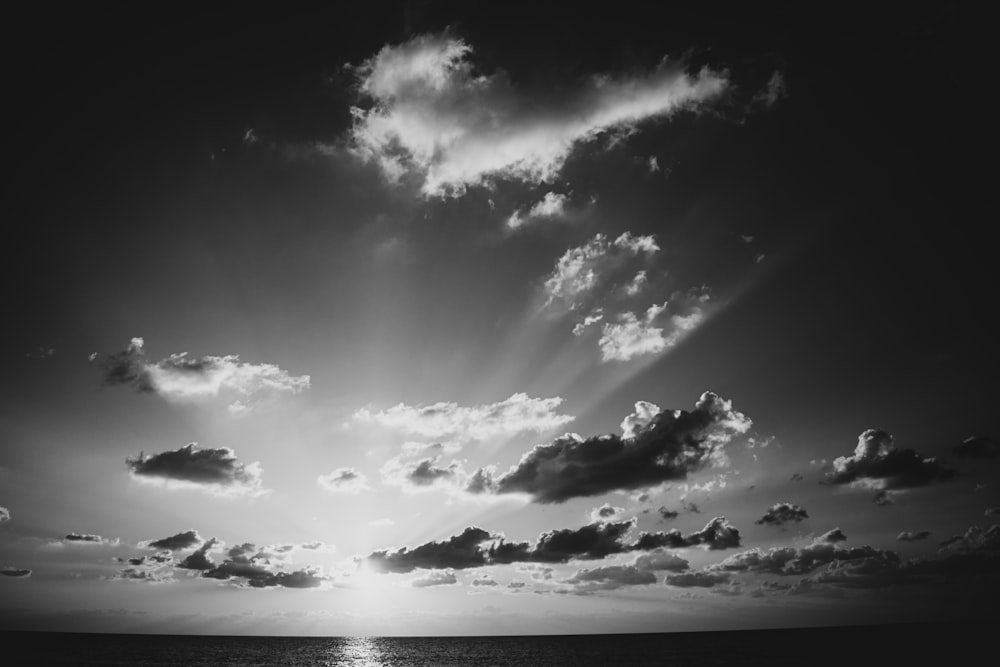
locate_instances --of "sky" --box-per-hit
[1,4,997,637]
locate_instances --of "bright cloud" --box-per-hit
[599,288,709,362]
[544,233,659,310]
[506,192,569,230]
[349,33,728,196]
[352,393,573,441]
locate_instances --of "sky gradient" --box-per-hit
[1,4,996,636]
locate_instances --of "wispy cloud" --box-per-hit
[317,468,370,494]
[348,33,728,196]
[544,233,659,311]
[598,288,709,362]
[352,393,573,442]
[506,192,569,230]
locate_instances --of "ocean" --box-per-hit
[0,623,985,665]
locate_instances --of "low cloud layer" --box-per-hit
[126,443,266,497]
[348,33,728,196]
[755,503,809,526]
[824,429,955,490]
[352,392,573,441]
[469,392,750,503]
[99,338,309,413]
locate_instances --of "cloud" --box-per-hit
[938,525,1000,553]
[824,429,956,490]
[506,192,569,230]
[872,490,895,506]
[589,504,626,523]
[126,443,266,497]
[897,531,931,542]
[987,508,1000,517]
[632,549,689,572]
[630,517,742,551]
[0,568,31,578]
[381,455,463,491]
[112,567,175,583]
[523,520,636,563]
[544,233,659,311]
[367,527,492,574]
[469,391,750,503]
[565,565,656,592]
[0,506,9,523]
[598,288,710,362]
[317,468,370,494]
[176,538,223,571]
[710,542,893,577]
[623,270,648,296]
[953,436,999,460]
[99,338,309,412]
[348,33,728,197]
[471,576,499,587]
[199,542,328,588]
[412,570,458,588]
[140,530,203,551]
[657,507,679,521]
[352,393,573,441]
[816,528,847,543]
[790,473,804,482]
[753,71,787,108]
[64,533,119,546]
[115,552,173,567]
[572,310,605,337]
[665,571,731,588]
[755,503,809,526]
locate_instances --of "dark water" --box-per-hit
[0,623,985,666]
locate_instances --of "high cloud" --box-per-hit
[468,392,750,503]
[755,503,809,526]
[352,392,573,441]
[824,429,955,490]
[99,338,309,412]
[317,468,370,494]
[598,288,710,362]
[126,443,266,497]
[349,33,728,197]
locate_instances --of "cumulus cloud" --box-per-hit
[897,531,931,542]
[348,33,728,197]
[410,570,456,588]
[710,542,894,577]
[126,443,266,497]
[953,436,999,460]
[755,503,809,526]
[824,429,955,490]
[176,538,223,571]
[365,518,702,575]
[116,552,173,567]
[0,567,31,577]
[630,517,742,551]
[468,391,750,503]
[198,542,328,588]
[565,564,656,592]
[544,233,659,312]
[471,575,499,587]
[112,567,174,583]
[665,571,731,588]
[633,549,689,572]
[657,507,680,521]
[589,504,626,523]
[598,288,709,362]
[64,533,119,546]
[506,192,569,230]
[381,455,464,491]
[816,528,847,543]
[352,393,573,441]
[623,270,648,296]
[99,338,309,412]
[140,530,203,551]
[317,468,370,494]
[0,506,9,523]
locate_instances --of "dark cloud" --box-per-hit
[681,500,702,514]
[64,533,117,545]
[126,443,264,495]
[100,338,154,392]
[141,530,203,551]
[816,528,847,543]
[176,538,222,571]
[790,473,804,482]
[197,542,327,588]
[565,565,656,592]
[953,436,999,460]
[632,549,689,572]
[897,531,931,542]
[367,527,492,574]
[986,508,1000,517]
[116,552,173,567]
[665,571,731,588]
[407,458,460,486]
[469,392,750,503]
[657,506,679,521]
[711,543,892,577]
[471,576,499,587]
[631,517,741,551]
[0,568,31,578]
[528,520,636,563]
[938,525,1000,553]
[507,581,526,590]
[755,503,808,526]
[112,567,174,583]
[412,571,458,588]
[824,429,955,490]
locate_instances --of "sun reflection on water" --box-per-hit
[330,636,387,667]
